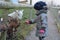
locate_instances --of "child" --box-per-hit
[25,1,48,40]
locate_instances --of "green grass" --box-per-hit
[0,7,36,40]
[16,7,36,40]
[57,23,60,33]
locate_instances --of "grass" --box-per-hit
[16,7,36,40]
[0,7,36,40]
[57,23,60,33]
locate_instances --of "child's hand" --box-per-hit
[25,20,30,24]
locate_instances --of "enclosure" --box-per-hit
[0,0,60,40]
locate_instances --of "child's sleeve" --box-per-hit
[29,15,40,24]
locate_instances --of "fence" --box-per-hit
[0,1,34,40]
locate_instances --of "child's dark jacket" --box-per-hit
[30,10,48,37]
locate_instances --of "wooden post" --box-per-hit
[29,0,32,19]
[2,9,9,21]
[30,0,32,5]
[0,1,33,9]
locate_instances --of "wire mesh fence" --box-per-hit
[0,7,36,40]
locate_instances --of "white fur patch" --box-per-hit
[8,10,24,20]
[1,18,3,21]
